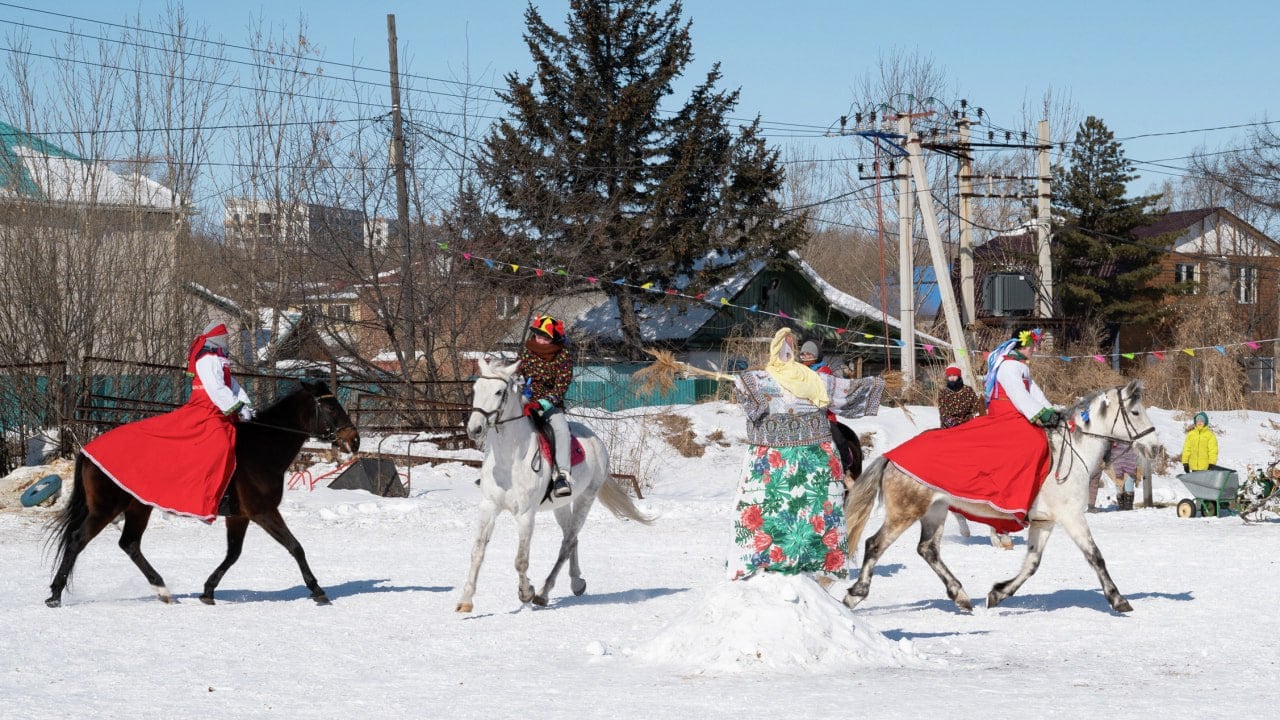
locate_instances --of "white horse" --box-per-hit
[457,357,654,613]
[843,380,1158,613]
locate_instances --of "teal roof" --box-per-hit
[0,121,83,199]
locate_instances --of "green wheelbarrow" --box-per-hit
[1176,466,1238,518]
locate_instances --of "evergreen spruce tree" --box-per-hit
[476,0,805,357]
[1052,115,1167,346]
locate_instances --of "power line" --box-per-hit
[0,1,508,96]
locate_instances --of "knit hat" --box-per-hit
[1194,411,1209,425]
[944,365,962,378]
[799,340,820,358]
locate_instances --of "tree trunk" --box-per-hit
[613,284,646,360]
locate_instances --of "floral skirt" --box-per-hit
[726,441,850,581]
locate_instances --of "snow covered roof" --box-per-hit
[789,252,950,348]
[508,254,951,349]
[503,260,766,344]
[0,121,179,209]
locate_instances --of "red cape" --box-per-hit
[82,390,236,523]
[884,396,1049,533]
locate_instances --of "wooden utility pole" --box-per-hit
[1036,119,1053,319]
[905,129,974,387]
[897,116,916,384]
[387,14,415,392]
[957,118,976,324]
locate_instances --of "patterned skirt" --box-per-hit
[726,441,850,581]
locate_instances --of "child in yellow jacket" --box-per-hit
[1181,411,1218,473]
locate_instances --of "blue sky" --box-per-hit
[6,0,1278,193]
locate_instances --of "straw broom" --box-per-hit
[634,349,736,395]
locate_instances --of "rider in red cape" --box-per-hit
[82,322,255,523]
[884,329,1061,533]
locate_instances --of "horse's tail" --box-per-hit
[845,455,887,557]
[46,454,89,575]
[597,475,657,525]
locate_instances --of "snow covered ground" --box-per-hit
[2,400,1277,719]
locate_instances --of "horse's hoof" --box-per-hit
[456,601,473,613]
[955,596,973,612]
[571,578,586,596]
[1113,598,1133,613]
[158,593,174,605]
[200,595,216,606]
[45,597,60,608]
[531,595,548,606]
[313,594,331,606]
[842,590,864,609]
[986,591,1004,608]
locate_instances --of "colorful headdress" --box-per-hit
[1017,328,1044,348]
[530,314,566,343]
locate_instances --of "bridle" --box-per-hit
[310,392,357,444]
[1050,385,1155,481]
[244,391,355,444]
[469,374,529,437]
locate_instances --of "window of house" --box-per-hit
[496,295,519,319]
[1245,357,1275,393]
[1236,265,1258,304]
[329,304,352,321]
[1174,263,1199,291]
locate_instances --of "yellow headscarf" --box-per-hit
[766,328,830,408]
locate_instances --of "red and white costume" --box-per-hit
[884,352,1051,533]
[82,324,252,523]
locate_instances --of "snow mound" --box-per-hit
[633,573,931,673]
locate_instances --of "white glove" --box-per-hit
[239,406,256,422]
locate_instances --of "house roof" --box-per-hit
[1131,207,1218,240]
[0,120,179,209]
[508,251,950,348]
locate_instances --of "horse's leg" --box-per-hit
[916,501,972,611]
[844,469,931,609]
[986,520,1054,608]
[200,516,251,605]
[116,503,171,604]
[457,499,499,613]
[1054,513,1133,612]
[250,509,330,605]
[513,508,538,604]
[534,497,593,605]
[46,510,119,608]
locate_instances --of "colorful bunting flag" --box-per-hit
[1247,341,1261,350]
[1183,348,1195,356]
[1215,345,1226,355]
[1122,353,1135,360]
[1153,351,1165,361]
[1092,355,1106,363]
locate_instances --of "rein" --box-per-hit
[242,393,354,442]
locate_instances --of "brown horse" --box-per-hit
[46,380,360,608]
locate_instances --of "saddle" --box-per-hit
[526,410,586,469]
[535,432,587,468]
